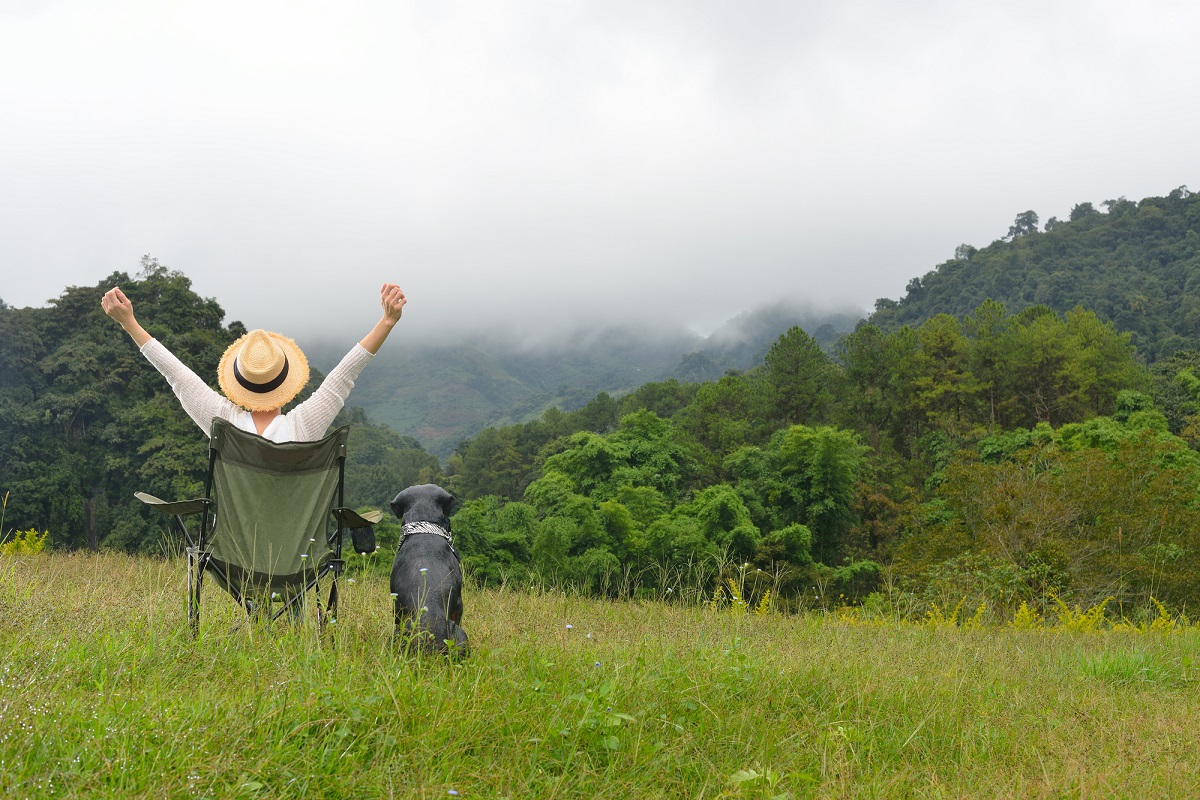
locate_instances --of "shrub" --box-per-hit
[1,528,49,556]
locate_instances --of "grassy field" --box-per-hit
[2,552,1199,799]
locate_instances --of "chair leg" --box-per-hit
[187,550,203,638]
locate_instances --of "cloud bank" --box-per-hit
[2,0,1197,343]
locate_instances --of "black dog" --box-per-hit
[389,484,468,655]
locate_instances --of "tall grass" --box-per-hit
[2,551,1199,798]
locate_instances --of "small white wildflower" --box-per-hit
[391,593,399,599]
[565,623,573,630]
[347,578,357,585]
[300,553,308,559]
[420,567,428,575]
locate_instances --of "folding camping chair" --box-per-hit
[136,418,382,635]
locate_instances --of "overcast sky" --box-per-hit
[2,0,1197,343]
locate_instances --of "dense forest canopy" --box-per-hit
[869,186,1200,361]
[443,305,1191,610]
[6,187,1200,618]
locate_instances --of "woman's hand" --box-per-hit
[101,287,136,326]
[360,283,407,354]
[101,287,152,346]
[380,283,406,325]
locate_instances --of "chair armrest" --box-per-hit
[135,492,210,517]
[333,508,383,528]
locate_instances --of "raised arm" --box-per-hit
[287,283,407,440]
[358,283,407,355]
[101,285,242,437]
[101,286,153,347]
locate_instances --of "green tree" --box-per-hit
[617,378,699,419]
[673,484,760,561]
[540,432,629,500]
[341,409,443,510]
[912,314,981,431]
[757,523,813,567]
[724,424,867,567]
[492,501,538,580]
[673,373,768,475]
[607,409,695,502]
[760,325,837,428]
[775,425,868,565]
[1000,306,1147,426]
[1069,201,1097,221]
[523,471,608,555]
[459,427,526,499]
[963,299,1011,427]
[835,324,897,451]
[450,496,501,582]
[1007,210,1039,239]
[614,483,668,529]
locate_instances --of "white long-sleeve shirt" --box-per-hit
[140,339,374,442]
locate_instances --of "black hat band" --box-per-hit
[233,354,290,394]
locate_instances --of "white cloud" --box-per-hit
[2,0,1197,342]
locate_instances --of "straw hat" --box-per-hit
[217,330,310,412]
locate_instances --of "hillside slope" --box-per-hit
[310,305,860,458]
[868,187,1200,360]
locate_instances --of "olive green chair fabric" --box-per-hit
[137,418,381,634]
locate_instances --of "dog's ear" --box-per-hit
[390,488,411,518]
[434,485,455,513]
[435,486,455,532]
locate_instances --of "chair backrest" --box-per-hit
[205,418,349,597]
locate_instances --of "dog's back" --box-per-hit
[389,484,468,654]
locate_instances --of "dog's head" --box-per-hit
[390,483,455,528]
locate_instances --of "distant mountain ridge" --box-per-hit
[309,303,862,458]
[672,304,862,383]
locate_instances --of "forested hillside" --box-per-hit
[442,304,1200,613]
[7,186,1200,620]
[869,186,1200,360]
[1,261,232,551]
[431,187,1200,617]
